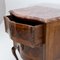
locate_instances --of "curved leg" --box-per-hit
[11,41,20,60]
[12,46,19,60]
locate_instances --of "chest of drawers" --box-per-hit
[4,6,60,60]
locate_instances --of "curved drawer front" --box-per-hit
[4,15,44,48]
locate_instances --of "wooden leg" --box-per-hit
[12,46,19,60]
[11,41,20,60]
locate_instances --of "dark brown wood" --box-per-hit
[4,5,60,60]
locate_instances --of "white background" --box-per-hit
[0,0,60,60]
[0,0,5,23]
[5,0,60,14]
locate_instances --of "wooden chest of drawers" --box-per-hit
[4,5,60,60]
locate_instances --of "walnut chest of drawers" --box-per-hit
[4,5,60,60]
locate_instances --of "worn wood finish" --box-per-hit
[4,15,44,48]
[46,18,60,60]
[4,15,45,60]
[4,6,60,60]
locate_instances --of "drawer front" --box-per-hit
[16,24,33,42]
[4,16,10,33]
[15,24,43,47]
[20,44,43,60]
[4,16,16,37]
[4,16,44,48]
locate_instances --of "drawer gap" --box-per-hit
[7,15,44,26]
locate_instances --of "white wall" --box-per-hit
[5,0,42,14]
[0,0,5,23]
[5,0,60,14]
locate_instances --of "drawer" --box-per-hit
[4,15,44,48]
